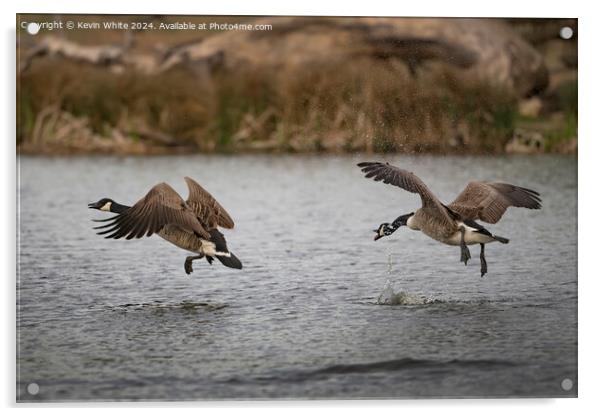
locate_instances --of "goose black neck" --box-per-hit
[390,213,413,231]
[111,202,131,214]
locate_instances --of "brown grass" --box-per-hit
[18,57,520,154]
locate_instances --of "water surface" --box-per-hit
[17,154,577,400]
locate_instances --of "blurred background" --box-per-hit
[17,16,577,155]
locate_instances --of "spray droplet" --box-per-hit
[387,253,393,275]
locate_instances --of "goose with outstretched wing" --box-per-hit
[89,177,242,275]
[358,162,541,277]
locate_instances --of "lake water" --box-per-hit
[16,154,577,401]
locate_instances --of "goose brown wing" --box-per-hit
[184,176,235,229]
[95,182,210,240]
[447,181,542,224]
[358,161,454,224]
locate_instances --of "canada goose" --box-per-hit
[88,177,242,274]
[358,162,541,277]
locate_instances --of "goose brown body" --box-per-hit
[156,224,205,253]
[407,206,456,243]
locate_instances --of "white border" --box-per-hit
[7,0,584,18]
[3,1,600,414]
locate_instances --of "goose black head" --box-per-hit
[373,223,393,241]
[88,198,115,212]
[373,213,414,241]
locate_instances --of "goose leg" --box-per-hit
[184,255,204,275]
[459,226,471,265]
[479,243,488,277]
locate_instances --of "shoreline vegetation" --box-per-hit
[17,16,577,156]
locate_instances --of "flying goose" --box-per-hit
[88,177,242,274]
[358,162,541,277]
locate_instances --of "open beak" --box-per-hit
[88,202,99,209]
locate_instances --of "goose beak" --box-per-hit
[373,231,383,241]
[88,202,99,209]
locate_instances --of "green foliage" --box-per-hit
[557,80,578,117]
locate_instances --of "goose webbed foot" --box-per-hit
[480,243,487,277]
[184,255,204,275]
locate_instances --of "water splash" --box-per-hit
[377,281,428,305]
[376,254,395,304]
[376,253,432,305]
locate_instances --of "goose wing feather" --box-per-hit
[184,176,235,229]
[447,181,542,224]
[95,182,210,240]
[358,161,454,225]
